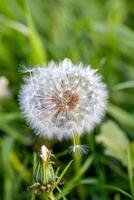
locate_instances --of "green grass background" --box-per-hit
[0,0,134,199]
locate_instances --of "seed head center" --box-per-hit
[52,89,79,112]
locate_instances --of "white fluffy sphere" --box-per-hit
[19,58,108,140]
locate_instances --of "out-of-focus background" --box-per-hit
[0,0,134,200]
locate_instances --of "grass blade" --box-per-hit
[113,81,134,90]
[81,179,132,199]
[127,145,134,199]
[51,160,73,192]
[56,156,93,199]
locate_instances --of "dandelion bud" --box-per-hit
[39,145,51,162]
[34,145,55,186]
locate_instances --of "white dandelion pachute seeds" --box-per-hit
[19,58,107,140]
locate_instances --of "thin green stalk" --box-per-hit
[127,144,134,200]
[41,192,44,200]
[39,190,55,200]
[40,192,49,200]
[49,192,55,200]
[41,191,54,200]
[73,134,86,200]
[73,133,81,171]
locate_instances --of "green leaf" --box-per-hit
[108,104,134,129]
[24,2,47,64]
[2,137,14,200]
[113,81,134,90]
[0,112,21,123]
[0,15,29,36]
[0,124,24,142]
[96,120,129,166]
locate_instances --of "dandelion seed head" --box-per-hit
[19,58,108,140]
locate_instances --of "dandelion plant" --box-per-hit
[19,58,107,199]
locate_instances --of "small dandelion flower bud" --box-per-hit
[34,145,55,186]
[19,58,108,140]
[39,145,51,162]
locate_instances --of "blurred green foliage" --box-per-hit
[0,0,134,199]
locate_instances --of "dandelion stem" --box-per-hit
[73,138,86,200]
[40,192,48,200]
[41,192,44,200]
[73,133,81,172]
[49,192,55,200]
